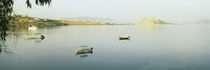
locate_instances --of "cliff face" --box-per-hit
[135,17,171,24]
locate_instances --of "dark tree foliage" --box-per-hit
[26,0,51,8]
[0,0,51,47]
[0,0,14,42]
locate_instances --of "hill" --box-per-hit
[8,14,125,26]
[9,14,66,27]
[135,17,171,25]
[62,17,115,23]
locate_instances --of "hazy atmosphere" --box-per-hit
[1,0,210,70]
[14,0,210,23]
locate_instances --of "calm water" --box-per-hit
[1,24,210,70]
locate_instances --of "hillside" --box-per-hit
[9,14,65,27]
[8,14,124,26]
[62,17,115,23]
[60,20,117,25]
[135,17,171,25]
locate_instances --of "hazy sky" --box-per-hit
[14,0,210,23]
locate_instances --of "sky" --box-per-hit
[14,0,210,23]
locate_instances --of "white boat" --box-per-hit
[24,36,44,39]
[28,26,37,30]
[119,36,130,40]
[24,33,45,40]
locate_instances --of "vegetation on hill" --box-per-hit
[8,15,177,27]
[8,15,175,27]
[8,14,130,26]
[60,20,121,25]
[8,14,65,27]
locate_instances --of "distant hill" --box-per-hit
[9,14,66,27]
[62,17,115,23]
[61,17,132,25]
[135,17,171,25]
[8,14,124,26]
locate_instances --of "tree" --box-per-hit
[0,0,52,47]
[26,0,52,8]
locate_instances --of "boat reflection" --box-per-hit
[138,24,160,31]
[75,51,93,58]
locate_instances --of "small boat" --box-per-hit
[75,47,93,55]
[28,26,37,30]
[24,33,45,40]
[24,35,45,39]
[119,36,130,40]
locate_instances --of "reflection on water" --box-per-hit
[139,24,160,31]
[0,45,22,64]
[79,54,89,58]
[1,24,210,70]
[0,1,51,68]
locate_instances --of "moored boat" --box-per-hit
[24,35,45,39]
[24,33,45,40]
[119,36,130,40]
[75,47,93,55]
[28,26,38,30]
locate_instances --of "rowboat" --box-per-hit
[24,35,45,39]
[75,47,93,55]
[119,36,130,40]
[24,33,45,40]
